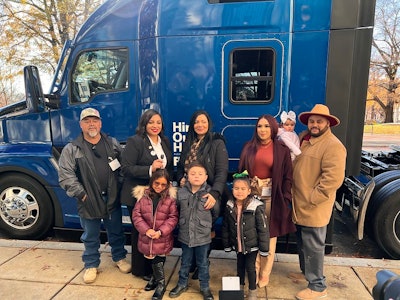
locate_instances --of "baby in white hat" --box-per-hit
[278,110,301,161]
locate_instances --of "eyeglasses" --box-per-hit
[91,145,101,158]
[153,181,168,188]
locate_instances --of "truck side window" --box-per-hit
[70,48,128,103]
[230,48,275,103]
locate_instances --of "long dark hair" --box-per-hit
[148,168,171,199]
[186,110,213,147]
[238,114,278,175]
[136,109,166,138]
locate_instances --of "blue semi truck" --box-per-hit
[3,0,398,258]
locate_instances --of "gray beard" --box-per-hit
[88,130,98,138]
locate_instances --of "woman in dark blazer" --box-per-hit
[121,109,173,283]
[176,110,229,278]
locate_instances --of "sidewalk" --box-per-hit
[0,239,399,300]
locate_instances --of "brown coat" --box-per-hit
[292,128,347,227]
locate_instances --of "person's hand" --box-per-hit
[203,193,216,210]
[151,159,164,172]
[180,177,186,187]
[146,229,156,238]
[153,230,162,240]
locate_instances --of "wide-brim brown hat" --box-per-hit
[298,104,340,127]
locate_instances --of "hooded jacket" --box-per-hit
[58,132,122,219]
[132,185,178,257]
[177,181,219,247]
[222,197,270,256]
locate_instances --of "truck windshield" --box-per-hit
[70,48,128,103]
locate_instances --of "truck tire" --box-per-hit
[0,174,53,239]
[365,171,400,237]
[372,178,400,259]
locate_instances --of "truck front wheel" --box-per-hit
[0,174,53,239]
[372,178,400,259]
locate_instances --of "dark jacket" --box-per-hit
[132,185,178,257]
[240,140,296,238]
[222,198,269,256]
[177,133,228,201]
[121,134,172,207]
[177,181,219,247]
[269,140,296,237]
[58,133,123,219]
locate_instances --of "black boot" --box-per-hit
[152,262,166,300]
[145,275,157,291]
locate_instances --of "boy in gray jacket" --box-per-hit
[169,161,219,300]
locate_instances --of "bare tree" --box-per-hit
[368,0,400,123]
[0,0,102,105]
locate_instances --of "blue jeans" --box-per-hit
[80,207,127,269]
[179,243,210,290]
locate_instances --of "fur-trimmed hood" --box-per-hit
[132,185,177,201]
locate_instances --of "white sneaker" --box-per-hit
[83,268,97,284]
[116,259,131,273]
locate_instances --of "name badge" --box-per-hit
[108,158,121,171]
[261,186,271,197]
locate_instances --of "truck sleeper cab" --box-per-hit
[1,0,391,257]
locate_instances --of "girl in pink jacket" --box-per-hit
[133,169,178,300]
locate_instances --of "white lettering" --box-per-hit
[174,156,180,166]
[172,121,188,167]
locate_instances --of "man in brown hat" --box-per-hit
[290,104,347,300]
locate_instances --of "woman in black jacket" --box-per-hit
[121,109,172,284]
[176,110,229,278]
[177,110,228,207]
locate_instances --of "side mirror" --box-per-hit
[24,65,45,113]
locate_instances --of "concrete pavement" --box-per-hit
[0,238,399,300]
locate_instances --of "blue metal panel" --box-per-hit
[0,144,59,187]
[289,30,330,132]
[73,0,141,44]
[293,0,332,32]
[158,0,291,35]
[0,111,51,143]
[73,0,332,44]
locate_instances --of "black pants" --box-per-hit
[128,205,152,277]
[237,251,257,290]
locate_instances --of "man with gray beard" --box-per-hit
[58,107,131,284]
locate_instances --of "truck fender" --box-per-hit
[357,180,376,240]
